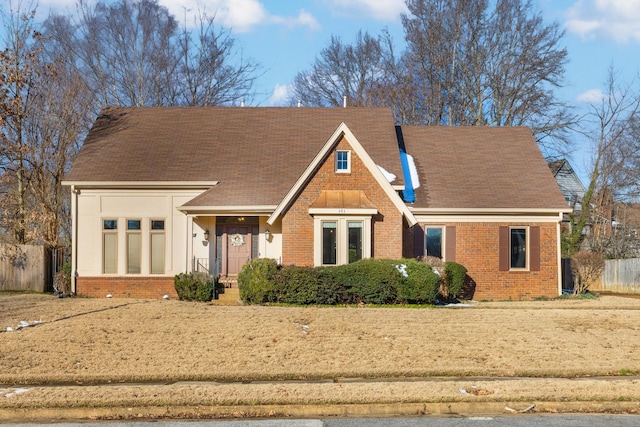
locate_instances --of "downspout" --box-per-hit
[557,212,563,296]
[71,185,78,294]
[186,215,191,273]
[395,126,415,203]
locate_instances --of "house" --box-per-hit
[63,107,570,300]
[548,159,586,213]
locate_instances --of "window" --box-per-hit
[335,150,350,173]
[425,227,443,258]
[103,219,118,274]
[322,222,337,265]
[348,221,362,263]
[315,217,371,266]
[498,226,539,272]
[127,219,142,274]
[150,220,165,274]
[510,228,527,269]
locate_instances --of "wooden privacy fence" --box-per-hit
[599,258,640,294]
[0,244,61,293]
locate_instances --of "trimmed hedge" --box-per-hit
[174,272,215,301]
[239,258,448,305]
[273,266,320,304]
[238,258,279,304]
[442,261,468,301]
[396,258,440,304]
[339,259,401,304]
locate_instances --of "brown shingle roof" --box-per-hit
[400,126,568,210]
[65,107,402,206]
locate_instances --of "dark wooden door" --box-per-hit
[226,226,250,275]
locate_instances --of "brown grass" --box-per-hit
[2,293,640,409]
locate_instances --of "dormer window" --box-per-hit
[335,150,351,173]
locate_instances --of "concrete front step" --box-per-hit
[219,276,238,288]
[212,286,241,306]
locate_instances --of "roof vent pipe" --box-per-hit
[298,100,302,108]
[343,95,347,108]
[240,99,245,107]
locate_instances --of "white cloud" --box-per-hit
[565,0,640,43]
[269,83,290,106]
[156,0,266,32]
[25,0,319,34]
[158,0,319,33]
[270,9,321,31]
[321,0,408,21]
[576,88,605,103]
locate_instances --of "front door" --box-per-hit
[226,226,251,275]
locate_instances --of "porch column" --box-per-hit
[186,215,194,273]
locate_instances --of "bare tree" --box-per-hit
[397,0,574,153]
[565,66,640,256]
[22,54,94,247]
[171,9,259,106]
[1,0,93,247]
[288,31,385,107]
[0,0,43,244]
[45,0,179,108]
[44,0,259,108]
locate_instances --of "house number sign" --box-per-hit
[230,233,245,247]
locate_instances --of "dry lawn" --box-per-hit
[2,293,640,410]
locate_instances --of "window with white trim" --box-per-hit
[425,226,443,259]
[315,216,371,266]
[322,221,337,265]
[510,227,527,269]
[348,221,363,263]
[150,219,165,274]
[127,219,142,274]
[335,150,351,173]
[499,225,540,272]
[103,219,118,274]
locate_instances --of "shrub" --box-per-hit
[341,259,401,304]
[274,266,320,304]
[174,272,214,301]
[397,258,441,304]
[316,267,351,304]
[442,261,468,301]
[571,251,604,295]
[238,258,279,304]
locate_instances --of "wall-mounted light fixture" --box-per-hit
[264,229,271,241]
[204,228,210,240]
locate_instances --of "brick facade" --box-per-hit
[76,276,177,299]
[282,136,404,266]
[410,221,560,300]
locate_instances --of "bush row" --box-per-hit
[238,258,468,305]
[174,272,217,301]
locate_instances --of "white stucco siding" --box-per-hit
[259,217,282,263]
[76,189,204,277]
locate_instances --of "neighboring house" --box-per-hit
[548,159,586,214]
[63,107,570,300]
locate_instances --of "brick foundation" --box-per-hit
[76,276,178,299]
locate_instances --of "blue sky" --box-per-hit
[15,0,640,179]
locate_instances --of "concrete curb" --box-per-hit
[2,401,640,422]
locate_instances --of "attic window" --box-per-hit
[335,150,350,173]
